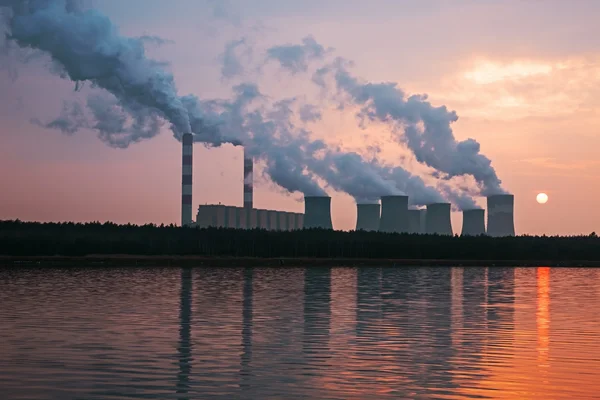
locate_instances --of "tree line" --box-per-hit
[1,220,599,261]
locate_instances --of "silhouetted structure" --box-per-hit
[461,209,486,236]
[487,195,516,237]
[3,220,600,261]
[379,195,409,233]
[304,196,333,230]
[355,204,380,232]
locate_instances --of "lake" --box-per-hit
[0,267,599,399]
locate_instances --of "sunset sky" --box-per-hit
[1,0,599,235]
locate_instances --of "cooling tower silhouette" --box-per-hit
[487,194,515,237]
[379,195,409,233]
[425,203,453,235]
[461,209,486,236]
[407,209,422,234]
[303,196,333,229]
[355,203,381,231]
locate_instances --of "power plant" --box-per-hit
[303,196,334,229]
[379,195,409,233]
[355,203,381,231]
[461,209,486,236]
[487,194,515,237]
[426,203,453,235]
[181,139,516,235]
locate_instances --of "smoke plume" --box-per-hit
[313,57,507,196]
[265,35,331,74]
[0,0,235,147]
[1,1,498,207]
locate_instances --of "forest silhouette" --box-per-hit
[1,220,599,262]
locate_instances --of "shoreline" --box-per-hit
[0,255,598,268]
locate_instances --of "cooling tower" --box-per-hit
[303,196,333,229]
[419,209,427,233]
[243,149,253,209]
[461,209,486,236]
[487,194,515,237]
[181,133,193,227]
[425,203,453,235]
[355,203,380,231]
[379,195,409,233]
[407,209,422,234]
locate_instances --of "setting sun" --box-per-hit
[536,193,549,204]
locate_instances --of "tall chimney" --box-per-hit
[181,133,193,227]
[243,149,253,209]
[461,209,486,236]
[487,194,515,237]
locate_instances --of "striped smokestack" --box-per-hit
[243,149,253,209]
[181,133,193,227]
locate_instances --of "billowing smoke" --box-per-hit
[313,57,507,196]
[204,85,405,201]
[0,0,234,147]
[0,1,496,207]
[31,94,164,148]
[265,35,331,74]
[219,37,249,80]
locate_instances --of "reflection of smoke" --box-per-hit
[177,267,192,399]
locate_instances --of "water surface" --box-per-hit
[1,267,599,399]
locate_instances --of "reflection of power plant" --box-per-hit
[240,267,253,392]
[176,268,192,398]
[303,267,332,372]
[178,265,516,398]
[182,139,517,235]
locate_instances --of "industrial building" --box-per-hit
[379,195,409,233]
[196,205,303,230]
[303,196,333,229]
[407,209,422,234]
[356,203,380,231]
[180,134,516,235]
[487,194,515,237]
[461,209,486,236]
[426,203,453,235]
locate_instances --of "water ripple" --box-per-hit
[1,266,600,399]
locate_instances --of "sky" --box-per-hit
[1,0,599,235]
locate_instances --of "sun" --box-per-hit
[536,193,549,204]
